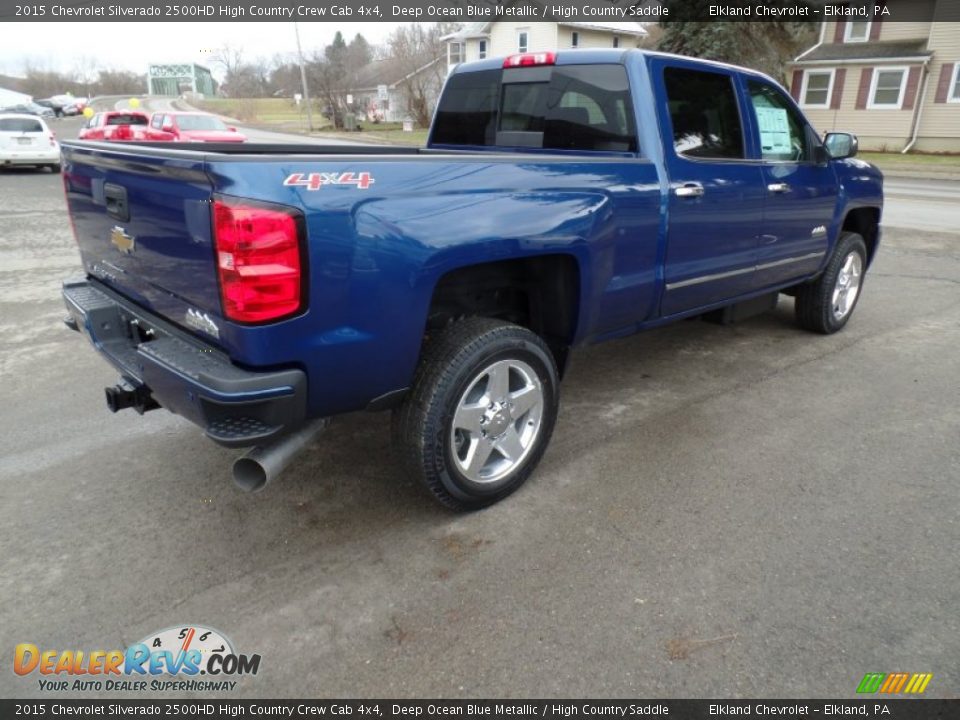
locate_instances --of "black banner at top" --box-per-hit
[0,0,948,23]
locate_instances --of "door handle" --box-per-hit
[675,183,704,198]
[768,183,791,194]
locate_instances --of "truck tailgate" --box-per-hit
[62,142,222,338]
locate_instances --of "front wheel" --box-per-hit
[794,232,867,334]
[393,318,559,511]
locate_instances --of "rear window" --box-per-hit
[0,118,43,132]
[106,114,148,126]
[432,64,637,153]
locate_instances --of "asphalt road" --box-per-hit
[0,152,958,700]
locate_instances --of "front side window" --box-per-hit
[664,67,745,160]
[869,68,907,108]
[151,114,162,129]
[518,31,528,53]
[802,70,834,108]
[748,80,813,162]
[845,21,870,42]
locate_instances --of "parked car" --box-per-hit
[60,49,882,509]
[145,112,246,143]
[61,99,87,116]
[1,102,55,119]
[79,111,150,141]
[0,113,60,172]
[35,99,66,117]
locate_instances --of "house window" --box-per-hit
[518,31,528,53]
[801,70,835,108]
[613,36,620,48]
[478,40,487,60]
[845,21,871,43]
[950,63,960,102]
[868,67,908,108]
[449,42,463,65]
[571,31,580,48]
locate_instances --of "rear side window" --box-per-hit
[664,67,744,160]
[432,64,637,152]
[0,118,43,132]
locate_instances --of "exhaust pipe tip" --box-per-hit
[233,457,269,493]
[230,418,330,493]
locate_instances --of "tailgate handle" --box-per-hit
[104,183,129,222]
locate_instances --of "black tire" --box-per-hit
[393,317,559,511]
[49,164,61,174]
[794,232,868,334]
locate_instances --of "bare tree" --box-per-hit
[385,24,450,127]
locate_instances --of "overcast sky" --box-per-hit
[0,22,403,79]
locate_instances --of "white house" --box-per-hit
[442,22,648,73]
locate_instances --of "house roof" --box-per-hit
[441,21,647,41]
[796,40,931,64]
[559,22,647,37]
[351,57,443,92]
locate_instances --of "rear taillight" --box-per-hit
[503,52,556,68]
[213,198,304,324]
[49,132,57,146]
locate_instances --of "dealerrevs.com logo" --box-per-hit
[14,625,260,692]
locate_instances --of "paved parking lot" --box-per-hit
[0,146,957,699]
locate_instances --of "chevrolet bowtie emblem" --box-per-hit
[111,226,135,254]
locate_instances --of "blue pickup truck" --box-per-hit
[61,49,883,510]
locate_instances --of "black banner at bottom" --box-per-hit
[0,700,956,720]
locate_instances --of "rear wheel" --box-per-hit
[393,317,559,511]
[49,164,61,174]
[794,232,867,334]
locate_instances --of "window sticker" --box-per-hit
[755,106,792,157]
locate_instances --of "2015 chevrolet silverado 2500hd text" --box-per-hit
[61,50,883,510]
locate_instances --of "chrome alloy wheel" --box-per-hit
[450,358,544,484]
[832,251,863,322]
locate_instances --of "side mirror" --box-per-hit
[824,132,859,160]
[228,126,237,132]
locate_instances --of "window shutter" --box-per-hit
[934,63,955,103]
[902,66,922,110]
[856,68,874,109]
[831,69,847,109]
[870,2,887,40]
[790,70,803,101]
[834,21,846,43]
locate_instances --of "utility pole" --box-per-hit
[294,22,314,132]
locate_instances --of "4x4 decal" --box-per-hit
[283,172,375,191]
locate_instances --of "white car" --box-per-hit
[0,113,61,172]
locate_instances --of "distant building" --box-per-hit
[0,86,32,107]
[350,57,445,124]
[788,0,960,152]
[147,63,216,97]
[441,21,648,74]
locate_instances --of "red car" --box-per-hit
[145,112,247,143]
[78,111,150,141]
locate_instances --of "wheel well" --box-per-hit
[842,208,880,265]
[426,256,580,374]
